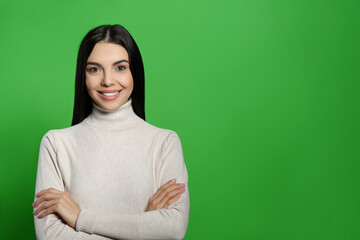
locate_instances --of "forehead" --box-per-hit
[87,42,129,62]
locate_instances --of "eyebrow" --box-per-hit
[86,59,129,66]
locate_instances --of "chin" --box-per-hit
[96,99,128,111]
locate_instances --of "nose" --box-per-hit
[101,72,115,86]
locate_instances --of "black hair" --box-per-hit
[71,24,145,126]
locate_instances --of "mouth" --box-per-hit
[97,90,122,100]
[98,90,121,96]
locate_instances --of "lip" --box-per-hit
[97,90,122,101]
[98,89,121,93]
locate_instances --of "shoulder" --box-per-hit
[39,123,84,149]
[140,121,183,152]
[142,121,181,141]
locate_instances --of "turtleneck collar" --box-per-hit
[82,98,143,132]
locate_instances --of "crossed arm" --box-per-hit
[33,133,190,240]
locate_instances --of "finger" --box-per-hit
[36,187,61,197]
[155,183,185,202]
[163,194,182,209]
[35,189,48,197]
[38,205,57,218]
[33,193,60,207]
[158,186,185,207]
[33,199,58,215]
[150,183,184,207]
[33,192,60,207]
[151,179,176,200]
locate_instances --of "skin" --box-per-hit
[32,42,186,228]
[85,41,133,111]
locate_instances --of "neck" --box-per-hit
[83,99,142,132]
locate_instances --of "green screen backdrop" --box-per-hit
[1,0,359,239]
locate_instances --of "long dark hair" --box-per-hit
[71,24,145,126]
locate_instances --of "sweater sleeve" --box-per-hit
[34,132,112,240]
[75,131,190,240]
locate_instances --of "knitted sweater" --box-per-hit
[33,99,190,240]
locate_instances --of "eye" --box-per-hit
[116,66,126,71]
[87,67,100,73]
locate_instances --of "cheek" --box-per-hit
[85,75,97,91]
[123,73,134,90]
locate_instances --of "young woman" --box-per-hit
[32,25,190,240]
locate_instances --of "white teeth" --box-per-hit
[102,91,120,96]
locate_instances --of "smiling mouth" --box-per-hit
[98,91,121,96]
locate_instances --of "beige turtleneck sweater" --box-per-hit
[33,99,190,240]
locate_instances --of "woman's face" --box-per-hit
[86,41,133,111]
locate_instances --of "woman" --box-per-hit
[32,24,190,240]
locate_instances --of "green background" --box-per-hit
[1,0,359,239]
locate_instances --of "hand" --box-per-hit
[32,188,80,229]
[146,179,186,211]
